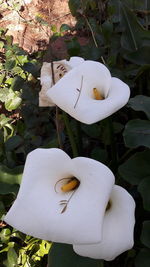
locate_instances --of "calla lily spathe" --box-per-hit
[46,61,130,124]
[73,185,135,261]
[39,57,85,107]
[4,148,115,245]
[40,58,130,124]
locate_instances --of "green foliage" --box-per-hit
[48,243,100,267]
[0,0,150,266]
[128,96,150,120]
[119,150,150,185]
[138,178,150,211]
[141,221,150,248]
[123,119,150,148]
[135,249,150,267]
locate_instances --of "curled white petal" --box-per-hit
[73,185,135,261]
[46,61,130,124]
[5,148,114,245]
[68,56,85,68]
[39,57,85,107]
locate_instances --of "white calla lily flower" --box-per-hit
[46,60,130,124]
[5,148,115,245]
[73,185,135,261]
[39,57,84,107]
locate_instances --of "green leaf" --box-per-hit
[81,124,100,138]
[0,114,12,128]
[123,0,150,11]
[0,73,5,85]
[22,62,40,77]
[119,150,150,185]
[120,3,150,51]
[68,0,81,16]
[7,247,18,267]
[0,88,9,102]
[11,76,25,91]
[0,201,5,218]
[135,249,150,267]
[0,228,11,243]
[91,148,108,164]
[5,90,22,111]
[141,221,150,248]
[123,46,150,65]
[0,40,4,49]
[51,24,57,33]
[6,35,13,46]
[138,177,150,211]
[48,243,100,267]
[60,24,71,33]
[66,37,81,56]
[0,182,19,195]
[5,135,23,151]
[123,119,150,148]
[102,20,113,43]
[5,60,16,71]
[128,95,150,120]
[0,164,23,185]
[80,45,102,61]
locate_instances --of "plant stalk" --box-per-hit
[62,112,78,157]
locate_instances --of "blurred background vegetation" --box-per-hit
[0,0,150,266]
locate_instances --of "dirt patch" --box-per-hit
[0,0,77,54]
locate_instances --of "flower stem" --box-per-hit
[76,121,83,155]
[62,112,78,157]
[107,117,118,173]
[98,260,104,267]
[51,61,63,149]
[55,106,63,149]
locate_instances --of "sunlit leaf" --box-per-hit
[5,60,16,71]
[0,164,23,185]
[7,247,18,267]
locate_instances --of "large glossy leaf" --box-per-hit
[48,243,100,267]
[128,95,150,120]
[123,119,150,148]
[141,221,150,248]
[118,150,150,185]
[135,248,150,267]
[138,177,150,211]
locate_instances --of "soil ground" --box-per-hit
[0,0,88,59]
